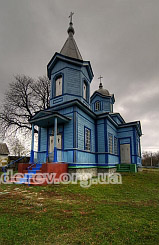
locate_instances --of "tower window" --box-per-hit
[85,127,91,151]
[110,103,113,113]
[83,81,87,100]
[95,101,100,111]
[55,76,62,97]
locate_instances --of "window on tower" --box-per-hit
[95,101,100,111]
[55,76,62,97]
[83,81,87,100]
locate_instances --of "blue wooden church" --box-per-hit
[29,16,142,175]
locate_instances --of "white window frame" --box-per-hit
[114,137,118,155]
[108,134,113,154]
[83,81,87,100]
[55,76,62,97]
[85,127,91,151]
[95,101,100,111]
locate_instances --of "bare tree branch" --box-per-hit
[0,75,50,138]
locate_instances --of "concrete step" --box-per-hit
[118,170,130,172]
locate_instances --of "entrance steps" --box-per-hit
[117,164,137,173]
[10,164,48,186]
[8,162,68,186]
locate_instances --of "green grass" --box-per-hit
[0,171,159,245]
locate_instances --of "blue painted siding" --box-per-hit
[63,115,73,149]
[51,60,83,76]
[81,66,90,81]
[117,126,142,164]
[50,94,90,107]
[40,128,47,152]
[50,60,91,107]
[77,108,95,152]
[91,94,113,114]
[107,121,117,136]
[58,107,74,115]
[118,127,134,154]
[97,120,105,152]
[67,150,74,163]
[65,68,81,95]
[76,150,95,164]
[98,154,105,164]
[103,101,110,111]
[108,154,119,164]
[111,116,122,125]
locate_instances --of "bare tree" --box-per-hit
[142,151,159,167]
[0,75,50,138]
[31,76,50,110]
[8,137,26,157]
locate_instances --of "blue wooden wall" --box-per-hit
[50,60,91,107]
[75,107,96,164]
[38,112,140,166]
[91,94,113,114]
[110,115,122,125]
[117,126,141,164]
[39,128,47,152]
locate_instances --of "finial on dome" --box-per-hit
[98,75,103,89]
[67,12,75,36]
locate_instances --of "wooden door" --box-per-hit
[120,144,131,164]
[49,134,62,153]
[57,135,62,149]
[49,135,54,153]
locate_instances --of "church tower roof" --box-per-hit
[60,12,83,60]
[94,76,110,96]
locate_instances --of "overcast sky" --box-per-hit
[0,0,159,152]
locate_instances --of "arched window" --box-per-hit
[83,81,87,100]
[95,101,100,111]
[55,76,62,97]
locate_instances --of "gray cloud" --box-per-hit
[0,0,159,152]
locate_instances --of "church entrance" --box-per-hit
[49,134,62,152]
[49,134,62,162]
[120,144,131,164]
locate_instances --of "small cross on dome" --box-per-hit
[98,75,103,83]
[98,75,103,89]
[69,12,74,23]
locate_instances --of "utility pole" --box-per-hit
[150,152,153,167]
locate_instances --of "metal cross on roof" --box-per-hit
[98,75,103,83]
[69,12,74,23]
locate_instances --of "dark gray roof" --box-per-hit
[60,22,82,60]
[0,143,9,155]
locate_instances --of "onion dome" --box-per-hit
[96,82,110,96]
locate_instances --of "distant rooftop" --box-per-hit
[0,143,9,155]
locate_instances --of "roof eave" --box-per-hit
[90,91,114,101]
[47,53,94,80]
